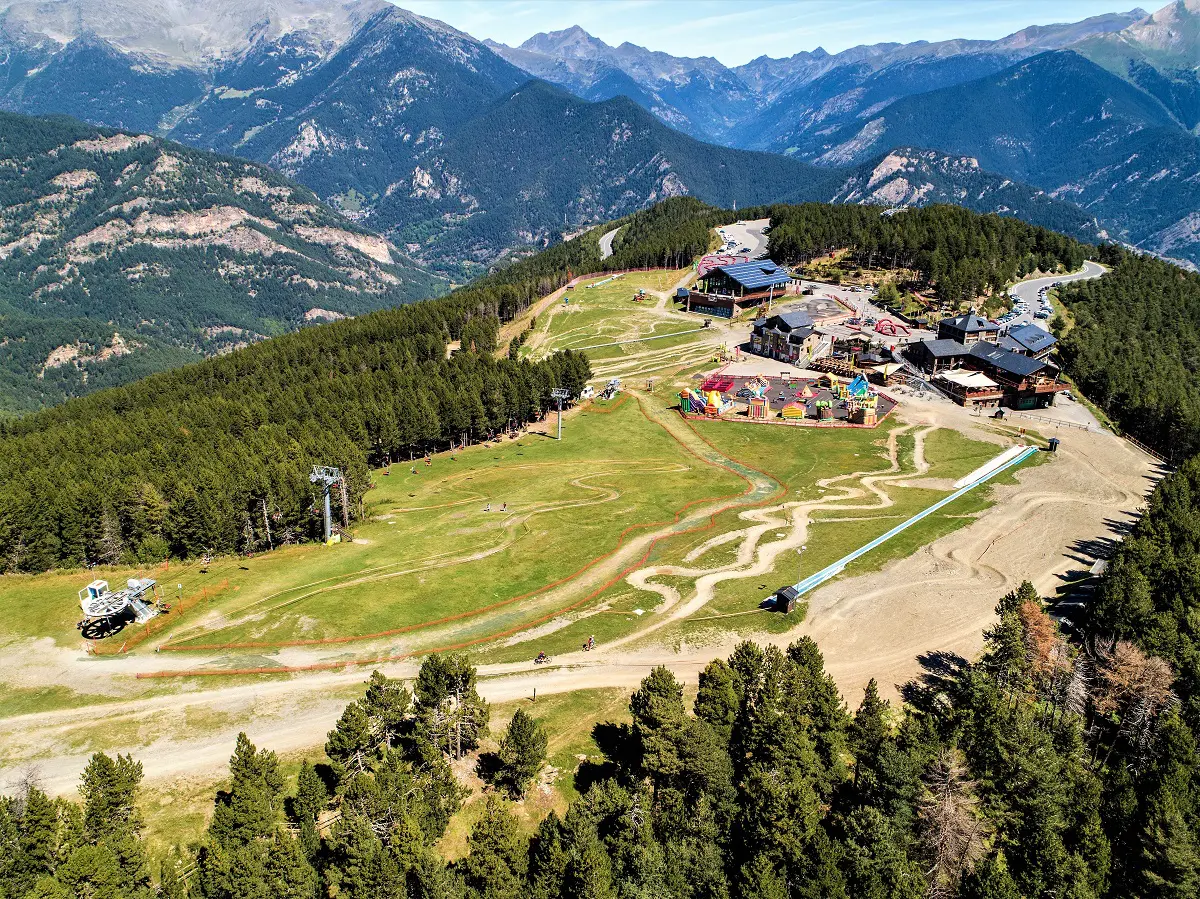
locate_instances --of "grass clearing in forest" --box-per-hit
[0,397,744,658]
[438,686,633,859]
[526,269,698,360]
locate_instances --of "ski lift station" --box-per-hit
[79,577,163,625]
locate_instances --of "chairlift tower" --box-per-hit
[310,465,343,544]
[551,388,570,440]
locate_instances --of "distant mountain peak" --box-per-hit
[519,24,610,56]
[0,0,392,68]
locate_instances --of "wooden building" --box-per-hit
[688,259,793,317]
[964,342,1064,409]
[935,369,1004,407]
[937,312,998,346]
[906,338,968,374]
[998,323,1057,361]
[750,311,818,363]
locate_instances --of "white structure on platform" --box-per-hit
[79,578,161,623]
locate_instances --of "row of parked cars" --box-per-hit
[716,227,751,255]
[997,283,1055,327]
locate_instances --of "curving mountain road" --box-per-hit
[1006,260,1105,327]
[599,226,620,259]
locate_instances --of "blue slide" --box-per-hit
[788,445,1040,598]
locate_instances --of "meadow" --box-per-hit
[523,269,702,360]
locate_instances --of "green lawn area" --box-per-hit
[647,419,1028,642]
[527,270,696,360]
[0,397,744,655]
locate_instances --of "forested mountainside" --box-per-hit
[371,83,843,264]
[0,199,1087,572]
[1075,0,1200,131]
[494,2,1200,268]
[1057,248,1200,461]
[0,111,446,414]
[766,202,1088,303]
[0,1,1113,272]
[794,51,1200,268]
[830,149,1103,244]
[0,188,616,571]
[492,10,1147,144]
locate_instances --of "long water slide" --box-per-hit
[786,445,1040,598]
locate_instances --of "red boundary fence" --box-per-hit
[136,397,786,679]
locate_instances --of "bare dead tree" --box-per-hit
[919,748,992,898]
[1090,638,1176,769]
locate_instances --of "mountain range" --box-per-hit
[494,1,1200,266]
[0,0,1194,273]
[0,109,445,413]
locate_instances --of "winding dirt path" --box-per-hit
[617,424,935,644]
[0,397,1158,796]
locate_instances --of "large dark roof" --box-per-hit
[717,259,793,290]
[773,310,814,330]
[1006,323,1057,354]
[921,338,969,357]
[942,312,996,333]
[755,310,814,333]
[969,341,1047,377]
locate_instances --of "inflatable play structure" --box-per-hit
[680,388,734,416]
[704,390,734,416]
[744,375,770,398]
[875,318,910,337]
[848,392,878,426]
[781,401,807,420]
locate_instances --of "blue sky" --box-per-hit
[398,0,1138,65]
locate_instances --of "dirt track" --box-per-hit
[0,390,1158,796]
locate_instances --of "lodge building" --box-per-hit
[750,311,819,363]
[685,259,794,318]
[905,318,1065,410]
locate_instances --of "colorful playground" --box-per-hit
[679,370,898,427]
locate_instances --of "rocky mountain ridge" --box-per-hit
[0,109,445,413]
[0,1,1191,274]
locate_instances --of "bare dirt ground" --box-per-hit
[0,386,1158,797]
[794,393,1157,698]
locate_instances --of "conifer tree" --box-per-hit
[262,833,319,899]
[326,703,374,783]
[736,855,787,899]
[293,761,328,825]
[527,812,569,899]
[207,733,284,848]
[360,670,411,750]
[414,654,490,760]
[17,787,58,889]
[694,659,740,744]
[497,709,548,798]
[850,678,892,760]
[560,816,616,899]
[458,797,526,899]
[630,666,688,786]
